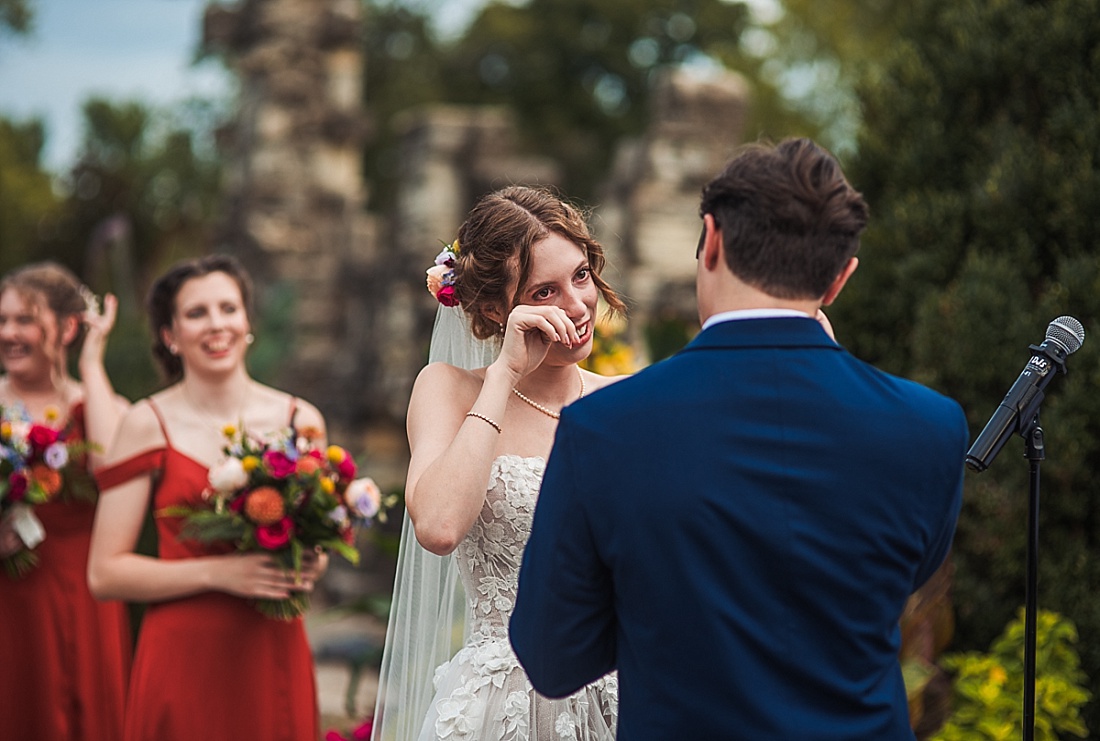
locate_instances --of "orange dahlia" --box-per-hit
[296,456,322,475]
[30,463,63,498]
[244,486,286,526]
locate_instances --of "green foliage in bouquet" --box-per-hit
[932,609,1090,741]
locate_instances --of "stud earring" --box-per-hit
[245,333,255,345]
[169,344,179,355]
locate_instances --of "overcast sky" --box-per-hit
[0,0,487,173]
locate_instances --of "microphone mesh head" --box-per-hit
[1047,316,1085,354]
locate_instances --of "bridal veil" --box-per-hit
[371,305,499,741]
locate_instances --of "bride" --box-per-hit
[372,186,625,741]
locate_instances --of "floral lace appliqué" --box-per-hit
[425,455,617,741]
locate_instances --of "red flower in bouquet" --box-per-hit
[6,471,28,503]
[163,425,388,619]
[324,717,373,741]
[256,516,294,549]
[263,450,297,479]
[26,423,60,450]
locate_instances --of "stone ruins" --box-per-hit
[203,0,748,485]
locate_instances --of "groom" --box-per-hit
[510,138,968,740]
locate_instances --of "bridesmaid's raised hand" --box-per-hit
[80,293,118,366]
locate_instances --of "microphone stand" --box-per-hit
[966,329,1080,740]
[1021,413,1043,741]
[1011,341,1069,741]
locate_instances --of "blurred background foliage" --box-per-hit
[3,0,1100,733]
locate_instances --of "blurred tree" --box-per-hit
[443,0,754,199]
[362,1,450,211]
[0,0,32,37]
[363,0,790,204]
[834,0,1100,729]
[33,96,225,398]
[0,117,60,273]
[0,0,45,270]
[750,0,901,154]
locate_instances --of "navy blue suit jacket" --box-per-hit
[510,317,967,740]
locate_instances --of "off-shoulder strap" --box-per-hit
[95,448,166,492]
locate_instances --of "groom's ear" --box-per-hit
[821,257,859,307]
[699,214,723,271]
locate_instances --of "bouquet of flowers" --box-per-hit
[0,405,95,578]
[168,424,386,620]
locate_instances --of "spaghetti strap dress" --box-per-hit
[0,402,132,741]
[94,398,319,741]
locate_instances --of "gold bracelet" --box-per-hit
[465,411,502,434]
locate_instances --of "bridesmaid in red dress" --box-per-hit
[0,262,131,740]
[88,254,327,741]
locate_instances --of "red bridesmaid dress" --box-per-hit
[0,403,132,741]
[94,399,319,741]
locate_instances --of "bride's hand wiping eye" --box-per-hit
[496,304,581,380]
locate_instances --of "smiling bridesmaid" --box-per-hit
[0,262,131,741]
[88,254,327,741]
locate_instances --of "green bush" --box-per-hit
[933,609,1090,741]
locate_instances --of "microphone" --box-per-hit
[966,316,1085,472]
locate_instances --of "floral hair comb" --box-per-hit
[426,239,460,307]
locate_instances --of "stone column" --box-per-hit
[203,0,373,435]
[598,67,750,362]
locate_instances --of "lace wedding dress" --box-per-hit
[416,454,618,741]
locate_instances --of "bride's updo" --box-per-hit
[452,186,624,341]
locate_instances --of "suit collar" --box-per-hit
[683,316,841,352]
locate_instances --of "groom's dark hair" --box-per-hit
[699,137,869,300]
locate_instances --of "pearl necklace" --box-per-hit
[511,368,586,420]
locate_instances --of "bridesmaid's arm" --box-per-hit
[87,403,300,603]
[78,293,130,470]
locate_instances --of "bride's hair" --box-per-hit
[453,186,625,340]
